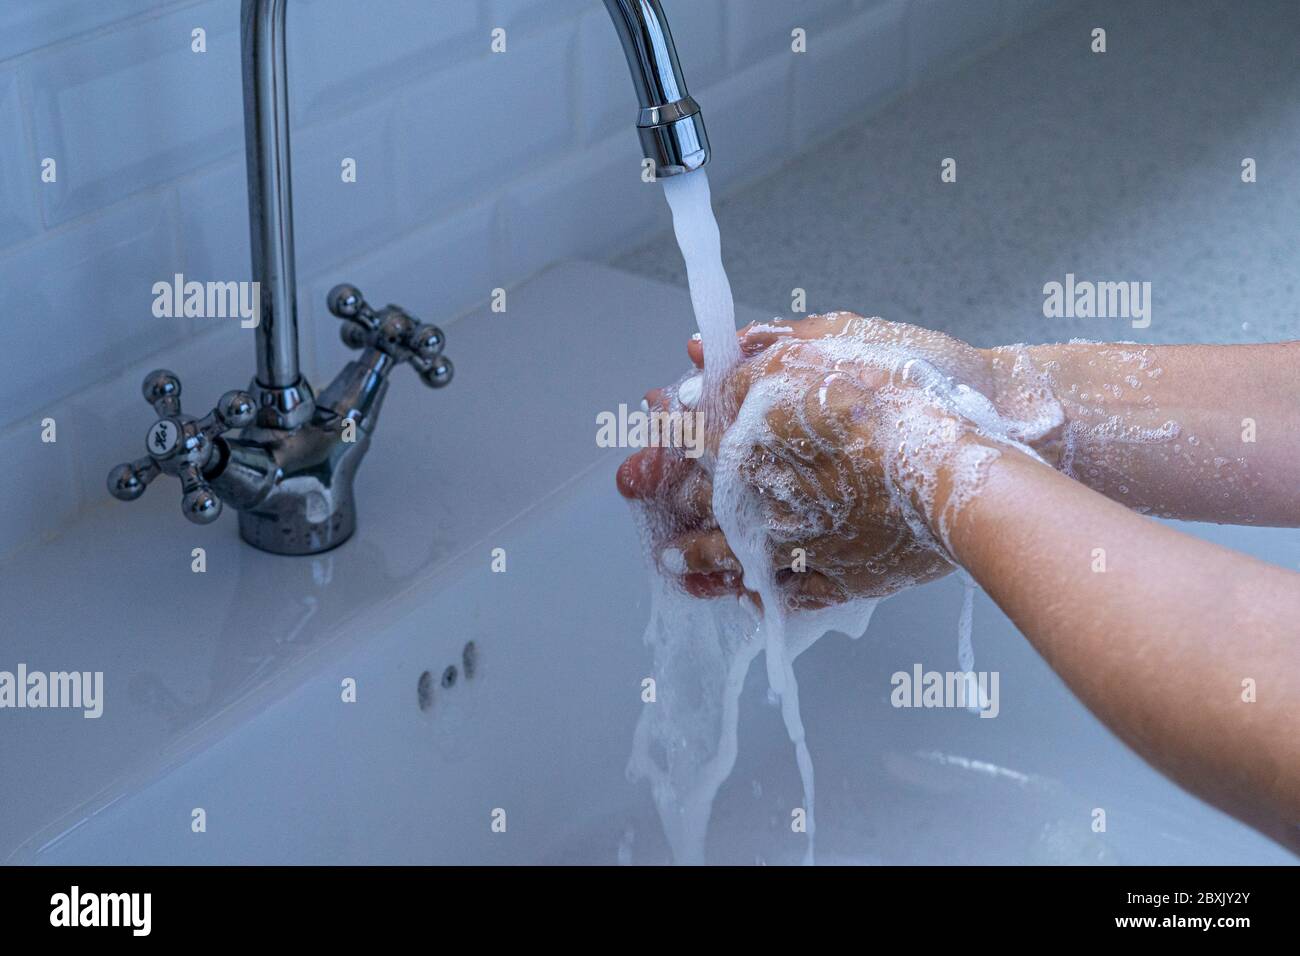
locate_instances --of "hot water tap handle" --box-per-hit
[106,369,256,525]
[327,283,454,389]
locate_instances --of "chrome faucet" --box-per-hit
[108,0,710,555]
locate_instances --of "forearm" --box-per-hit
[942,443,1300,851]
[985,342,1300,526]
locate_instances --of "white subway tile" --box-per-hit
[0,71,40,247]
[0,414,80,558]
[0,194,186,426]
[303,198,498,379]
[660,0,730,90]
[286,0,482,126]
[498,132,666,287]
[689,49,794,192]
[488,0,588,36]
[573,8,634,146]
[176,95,402,286]
[726,0,859,70]
[175,100,403,374]
[27,0,240,225]
[285,97,402,271]
[0,0,160,64]
[176,160,253,286]
[393,22,577,229]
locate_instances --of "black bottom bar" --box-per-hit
[0,864,1293,941]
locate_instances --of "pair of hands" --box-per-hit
[616,313,1033,609]
[620,322,1300,851]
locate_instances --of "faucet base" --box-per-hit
[237,495,357,555]
[217,410,373,556]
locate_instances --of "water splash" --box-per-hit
[956,572,986,714]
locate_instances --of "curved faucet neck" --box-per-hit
[239,0,709,393]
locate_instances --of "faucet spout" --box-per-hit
[601,0,711,177]
[240,0,709,403]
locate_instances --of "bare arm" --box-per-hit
[993,341,1300,526]
[942,440,1300,851]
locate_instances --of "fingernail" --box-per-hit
[690,332,702,341]
[660,547,686,575]
[677,374,703,408]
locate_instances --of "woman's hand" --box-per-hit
[618,313,1056,609]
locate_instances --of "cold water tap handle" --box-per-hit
[106,370,256,525]
[327,283,454,389]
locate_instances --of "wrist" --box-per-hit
[920,429,1007,555]
[874,401,1006,560]
[980,345,1069,470]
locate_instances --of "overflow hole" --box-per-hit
[416,671,434,712]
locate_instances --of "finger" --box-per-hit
[686,321,800,370]
[681,571,743,599]
[643,386,670,412]
[677,467,714,518]
[791,570,843,610]
[738,320,801,353]
[768,569,841,611]
[616,446,684,499]
[663,529,740,575]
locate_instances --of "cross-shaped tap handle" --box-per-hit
[106,370,256,525]
[327,283,454,388]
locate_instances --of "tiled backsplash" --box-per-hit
[0,0,1075,558]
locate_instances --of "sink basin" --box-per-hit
[4,262,1293,864]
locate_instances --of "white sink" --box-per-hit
[4,262,1293,864]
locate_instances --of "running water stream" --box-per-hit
[636,170,836,865]
[661,171,740,400]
